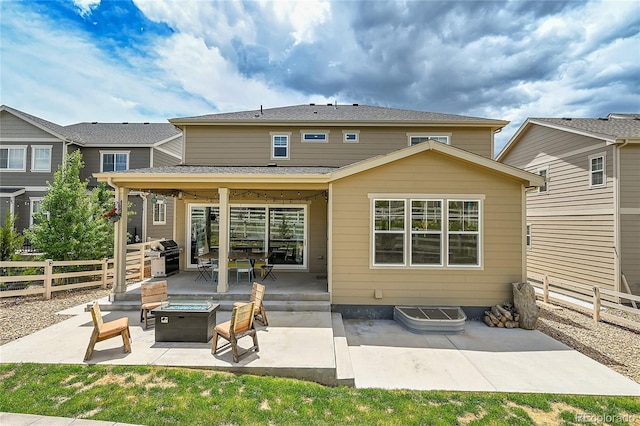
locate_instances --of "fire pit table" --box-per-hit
[151,299,219,343]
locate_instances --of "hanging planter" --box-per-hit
[104,206,121,223]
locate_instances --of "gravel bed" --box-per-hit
[1,289,639,385]
[535,302,640,384]
[0,287,111,346]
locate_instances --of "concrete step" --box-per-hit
[94,298,331,312]
[113,292,330,303]
[332,313,355,386]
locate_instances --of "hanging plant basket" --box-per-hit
[104,207,121,223]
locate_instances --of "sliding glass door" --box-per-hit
[188,204,307,269]
[269,207,304,266]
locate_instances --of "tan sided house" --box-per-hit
[95,104,542,317]
[498,113,640,297]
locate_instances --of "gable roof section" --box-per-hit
[497,113,640,161]
[330,140,544,187]
[96,141,542,188]
[65,122,182,147]
[170,104,508,129]
[1,105,183,149]
[0,104,78,143]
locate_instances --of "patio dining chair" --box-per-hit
[195,258,212,281]
[233,282,269,326]
[211,302,259,362]
[235,258,254,283]
[84,301,131,361]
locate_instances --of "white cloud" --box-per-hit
[0,3,211,123]
[152,32,311,112]
[72,0,101,17]
[269,0,331,45]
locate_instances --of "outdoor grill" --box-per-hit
[148,240,181,277]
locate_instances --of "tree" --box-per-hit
[25,151,115,261]
[0,212,25,261]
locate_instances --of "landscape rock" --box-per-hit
[512,281,539,330]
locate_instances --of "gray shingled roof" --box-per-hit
[531,113,640,139]
[106,165,338,175]
[171,104,505,124]
[1,105,182,146]
[65,122,182,146]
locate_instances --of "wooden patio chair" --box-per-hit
[84,301,131,361]
[233,282,269,326]
[211,302,259,362]
[140,280,168,329]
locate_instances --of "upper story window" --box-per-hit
[101,151,129,172]
[589,153,606,188]
[301,131,328,143]
[408,134,450,146]
[372,196,481,268]
[0,146,26,171]
[31,146,52,172]
[537,168,548,193]
[271,134,290,159]
[343,131,359,143]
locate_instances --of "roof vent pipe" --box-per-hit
[260,105,263,115]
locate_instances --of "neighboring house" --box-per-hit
[97,104,542,316]
[497,113,640,297]
[0,105,182,244]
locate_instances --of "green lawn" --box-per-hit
[1,363,638,425]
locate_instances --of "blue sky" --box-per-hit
[1,0,639,154]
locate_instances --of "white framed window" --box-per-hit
[410,200,443,266]
[526,223,532,249]
[447,200,480,266]
[589,153,606,188]
[407,134,450,146]
[153,201,166,225]
[100,151,129,172]
[537,167,548,193]
[0,146,27,171]
[301,130,329,143]
[372,196,481,268]
[373,199,406,265]
[343,130,359,143]
[30,197,48,226]
[271,133,290,159]
[31,146,52,172]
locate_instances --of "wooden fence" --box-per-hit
[528,272,640,328]
[0,240,159,299]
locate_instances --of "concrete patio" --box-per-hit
[1,289,639,396]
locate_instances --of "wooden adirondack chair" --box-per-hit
[211,302,259,362]
[233,282,269,326]
[140,280,168,329]
[84,301,131,361]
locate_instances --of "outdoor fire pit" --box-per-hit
[151,299,219,343]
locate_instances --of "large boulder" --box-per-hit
[512,282,539,330]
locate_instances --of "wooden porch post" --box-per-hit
[113,187,129,299]
[217,188,230,293]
